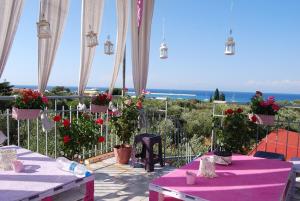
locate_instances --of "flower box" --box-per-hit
[90,104,108,113]
[249,113,275,126]
[12,107,41,120]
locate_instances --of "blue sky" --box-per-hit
[2,0,300,93]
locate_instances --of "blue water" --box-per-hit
[14,85,300,103]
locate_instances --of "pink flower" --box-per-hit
[42,96,48,104]
[124,99,132,106]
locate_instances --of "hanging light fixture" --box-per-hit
[160,42,168,59]
[37,1,51,39]
[224,29,235,55]
[160,18,168,59]
[104,35,114,55]
[86,25,98,47]
[224,0,235,56]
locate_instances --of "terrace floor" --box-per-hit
[88,157,175,201]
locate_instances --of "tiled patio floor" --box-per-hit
[88,157,175,201]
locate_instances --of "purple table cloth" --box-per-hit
[0,146,94,201]
[150,154,292,201]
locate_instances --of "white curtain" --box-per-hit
[78,0,105,96]
[131,0,155,95]
[38,0,69,93]
[0,0,24,78]
[108,0,129,94]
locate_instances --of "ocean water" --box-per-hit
[14,85,300,103]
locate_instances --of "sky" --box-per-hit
[1,0,300,93]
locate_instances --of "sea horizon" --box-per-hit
[11,85,300,103]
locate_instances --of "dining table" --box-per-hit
[149,154,293,201]
[0,145,94,201]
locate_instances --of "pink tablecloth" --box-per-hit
[0,146,94,201]
[150,154,292,201]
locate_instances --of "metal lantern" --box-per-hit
[37,14,51,39]
[86,30,98,47]
[224,30,235,55]
[160,42,168,59]
[104,35,114,55]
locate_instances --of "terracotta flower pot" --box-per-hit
[114,144,132,164]
[249,114,275,126]
[12,107,41,120]
[90,104,108,113]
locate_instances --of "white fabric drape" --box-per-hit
[0,0,24,78]
[78,0,105,96]
[108,0,129,94]
[38,0,69,93]
[131,0,155,95]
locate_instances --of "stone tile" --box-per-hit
[92,157,174,200]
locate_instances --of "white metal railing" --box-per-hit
[0,95,189,162]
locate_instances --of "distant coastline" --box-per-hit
[13,85,300,103]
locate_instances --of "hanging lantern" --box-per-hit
[104,35,114,55]
[37,14,51,39]
[160,18,168,59]
[224,29,235,55]
[86,30,98,47]
[224,36,235,55]
[160,42,168,59]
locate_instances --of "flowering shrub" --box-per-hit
[110,95,144,144]
[91,92,112,106]
[14,89,48,109]
[53,113,105,159]
[217,108,250,153]
[250,91,280,115]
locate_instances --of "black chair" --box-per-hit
[254,151,285,161]
[134,133,164,172]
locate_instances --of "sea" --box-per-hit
[14,85,300,103]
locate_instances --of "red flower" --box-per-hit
[96,118,104,125]
[53,115,61,122]
[236,108,243,113]
[272,104,280,112]
[42,96,48,104]
[63,135,71,144]
[98,136,105,143]
[136,100,143,110]
[63,119,70,127]
[226,109,234,115]
[251,115,257,123]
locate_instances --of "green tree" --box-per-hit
[0,81,14,111]
[219,92,226,101]
[213,88,220,101]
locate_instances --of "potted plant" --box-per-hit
[53,113,105,161]
[215,108,249,164]
[110,95,143,164]
[90,92,112,113]
[249,91,280,126]
[12,89,48,120]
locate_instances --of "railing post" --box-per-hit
[6,109,10,145]
[17,120,20,147]
[36,118,39,153]
[54,99,57,158]
[27,119,30,150]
